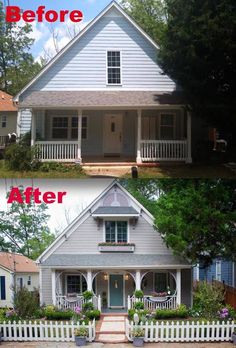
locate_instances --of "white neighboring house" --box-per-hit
[0,91,17,149]
[13,1,203,165]
[37,181,192,312]
[0,252,39,308]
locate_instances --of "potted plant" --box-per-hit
[134,290,144,299]
[74,327,88,346]
[232,331,236,345]
[132,327,145,347]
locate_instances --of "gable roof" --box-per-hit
[0,252,39,273]
[14,1,159,102]
[37,180,154,264]
[0,91,17,112]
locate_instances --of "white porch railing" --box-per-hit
[56,295,101,311]
[125,319,236,343]
[128,295,177,311]
[0,320,96,342]
[56,296,84,310]
[141,140,188,162]
[35,141,79,162]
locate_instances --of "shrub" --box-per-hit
[134,301,144,310]
[44,310,73,321]
[14,288,39,319]
[83,302,94,312]
[132,327,145,338]
[193,281,225,319]
[83,291,93,302]
[128,309,149,321]
[155,305,188,320]
[40,162,83,173]
[5,143,40,171]
[74,327,88,337]
[134,290,144,299]
[85,310,101,321]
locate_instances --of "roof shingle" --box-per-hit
[0,252,39,273]
[0,91,17,111]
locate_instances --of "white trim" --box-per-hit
[41,265,192,270]
[176,269,181,306]
[106,50,123,86]
[92,214,140,217]
[14,1,159,102]
[135,270,141,291]
[136,109,142,163]
[52,270,56,306]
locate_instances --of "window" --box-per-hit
[160,114,175,140]
[52,117,68,139]
[27,276,31,286]
[154,273,168,292]
[107,51,121,85]
[216,261,222,281]
[1,115,6,128]
[105,221,128,243]
[142,116,158,140]
[67,275,87,294]
[17,277,23,290]
[71,117,88,140]
[0,276,6,300]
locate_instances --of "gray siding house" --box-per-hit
[14,1,194,165]
[37,182,192,312]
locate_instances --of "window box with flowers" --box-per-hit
[98,242,135,253]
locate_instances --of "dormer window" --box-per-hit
[107,51,121,85]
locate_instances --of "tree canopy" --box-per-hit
[0,1,42,95]
[124,179,236,268]
[0,187,55,260]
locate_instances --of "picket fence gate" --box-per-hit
[125,319,236,343]
[0,320,96,342]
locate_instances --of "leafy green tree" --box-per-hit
[121,0,167,43]
[0,1,42,95]
[158,0,236,130]
[125,179,236,268]
[0,187,55,259]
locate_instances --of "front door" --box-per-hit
[103,114,123,156]
[109,274,124,308]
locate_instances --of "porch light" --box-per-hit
[104,273,108,281]
[125,274,129,281]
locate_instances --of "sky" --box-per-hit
[6,0,120,61]
[0,178,113,234]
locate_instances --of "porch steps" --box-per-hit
[96,315,128,343]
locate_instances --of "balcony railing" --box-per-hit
[141,140,188,162]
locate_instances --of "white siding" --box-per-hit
[19,109,32,135]
[22,8,176,94]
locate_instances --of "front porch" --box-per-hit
[52,269,181,313]
[31,108,192,164]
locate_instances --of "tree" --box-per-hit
[121,0,167,43]
[125,179,236,268]
[0,187,55,260]
[0,1,42,95]
[158,0,236,130]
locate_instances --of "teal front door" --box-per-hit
[109,275,124,307]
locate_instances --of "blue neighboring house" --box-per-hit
[194,260,236,287]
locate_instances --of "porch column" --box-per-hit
[176,269,181,306]
[51,269,56,306]
[87,270,93,292]
[77,109,82,163]
[31,110,36,146]
[136,109,142,164]
[186,111,192,163]
[135,270,141,291]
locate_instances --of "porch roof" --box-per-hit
[18,91,185,108]
[41,254,191,268]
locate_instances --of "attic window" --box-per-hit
[107,51,121,85]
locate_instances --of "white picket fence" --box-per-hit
[0,320,96,342]
[126,319,236,343]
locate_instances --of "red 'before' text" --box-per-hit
[7,187,67,204]
[5,6,83,23]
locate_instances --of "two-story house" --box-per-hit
[14,1,201,165]
[37,181,192,312]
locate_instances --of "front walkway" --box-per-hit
[1,342,234,347]
[96,315,127,343]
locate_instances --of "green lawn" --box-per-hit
[0,160,86,178]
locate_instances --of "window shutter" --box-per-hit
[0,276,6,300]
